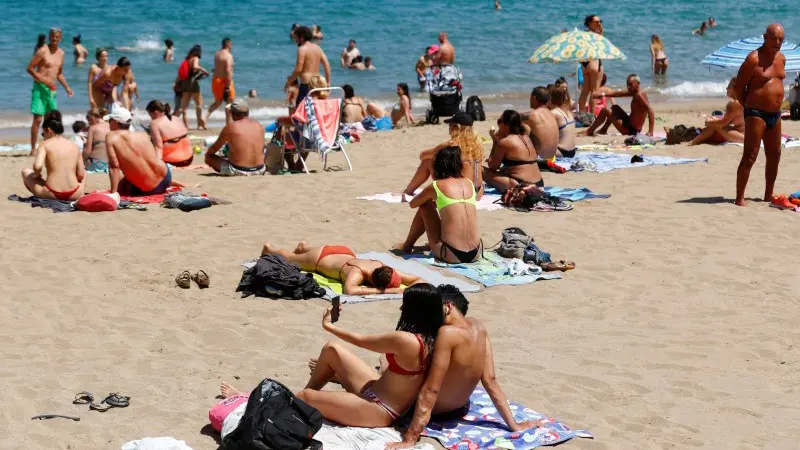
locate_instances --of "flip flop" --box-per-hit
[103,393,131,408]
[175,270,192,289]
[89,402,112,412]
[72,391,94,405]
[770,195,798,211]
[192,270,210,289]
[541,260,576,272]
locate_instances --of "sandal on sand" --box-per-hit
[770,195,798,211]
[72,391,94,405]
[175,271,192,289]
[103,393,130,408]
[192,270,210,289]
[541,260,576,272]
[89,402,112,412]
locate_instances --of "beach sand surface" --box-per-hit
[1,101,799,449]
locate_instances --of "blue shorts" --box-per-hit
[296,83,309,106]
[127,166,172,196]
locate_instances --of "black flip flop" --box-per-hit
[72,391,94,405]
[103,393,131,408]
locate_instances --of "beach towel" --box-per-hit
[357,191,505,212]
[0,143,32,153]
[543,187,611,202]
[90,186,183,204]
[406,252,561,287]
[293,97,345,153]
[420,386,592,449]
[7,194,146,213]
[554,152,707,173]
[722,135,800,148]
[120,437,194,450]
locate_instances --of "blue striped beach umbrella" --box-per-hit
[701,37,800,71]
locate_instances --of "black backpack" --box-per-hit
[223,378,323,450]
[465,95,486,121]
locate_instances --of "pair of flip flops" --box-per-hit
[540,260,576,272]
[175,270,210,289]
[73,392,130,412]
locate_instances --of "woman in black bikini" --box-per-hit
[484,110,544,191]
[579,14,604,113]
[650,35,669,75]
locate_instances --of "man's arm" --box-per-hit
[321,51,332,86]
[151,121,164,160]
[32,143,47,172]
[26,51,53,88]
[642,94,655,136]
[204,126,229,164]
[285,48,305,91]
[57,54,73,96]
[225,56,233,87]
[735,53,756,105]
[106,135,122,193]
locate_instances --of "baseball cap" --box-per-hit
[103,106,132,124]
[444,111,473,126]
[427,44,440,55]
[226,98,249,114]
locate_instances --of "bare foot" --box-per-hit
[735,199,746,206]
[294,240,310,254]
[220,381,242,399]
[309,358,342,385]
[393,242,413,254]
[262,242,276,256]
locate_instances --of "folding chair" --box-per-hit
[280,87,352,173]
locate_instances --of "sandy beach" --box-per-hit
[1,98,799,450]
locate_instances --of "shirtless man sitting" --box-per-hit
[284,26,331,108]
[386,285,543,449]
[105,107,182,195]
[522,86,559,160]
[434,32,455,65]
[734,23,786,206]
[90,57,132,110]
[261,241,422,296]
[585,74,655,137]
[22,118,85,201]
[205,99,266,176]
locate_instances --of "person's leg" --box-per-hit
[30,115,42,156]
[195,93,206,130]
[417,202,444,259]
[207,99,222,124]
[396,208,427,253]
[717,127,744,144]
[305,340,380,393]
[483,167,516,191]
[735,117,765,206]
[179,92,191,128]
[296,389,393,427]
[584,108,611,136]
[662,59,669,75]
[21,168,51,198]
[763,118,782,201]
[205,153,224,172]
[688,126,716,146]
[587,66,600,114]
[578,67,590,113]
[404,159,432,195]
[608,105,632,135]
[261,242,322,271]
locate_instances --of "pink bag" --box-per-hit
[209,395,249,432]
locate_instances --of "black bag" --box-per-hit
[236,254,326,300]
[465,95,486,121]
[223,378,323,450]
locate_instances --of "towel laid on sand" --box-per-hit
[0,143,32,153]
[7,194,146,213]
[554,152,707,173]
[357,191,505,211]
[421,386,592,449]
[406,252,561,287]
[543,186,611,202]
[315,424,434,450]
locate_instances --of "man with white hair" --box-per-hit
[586,73,654,137]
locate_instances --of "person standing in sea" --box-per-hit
[26,28,74,156]
[284,26,331,106]
[578,15,604,113]
[734,23,786,207]
[207,38,235,124]
[434,32,455,65]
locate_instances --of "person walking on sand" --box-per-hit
[434,32,455,65]
[22,117,85,201]
[207,38,235,124]
[284,26,331,107]
[27,28,74,156]
[734,24,786,207]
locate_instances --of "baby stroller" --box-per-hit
[425,64,463,124]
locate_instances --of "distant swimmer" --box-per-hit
[121,70,140,111]
[734,24,786,206]
[163,39,174,62]
[207,37,235,124]
[284,26,331,107]
[348,55,375,71]
[708,17,717,28]
[692,22,707,36]
[72,35,88,65]
[416,46,435,90]
[22,117,85,201]
[90,56,132,110]
[27,28,74,156]
[586,74,655,137]
[312,25,324,42]
[495,0,501,9]
[650,35,669,75]
[434,32,455,65]
[248,89,258,98]
[364,56,375,70]
[341,39,360,67]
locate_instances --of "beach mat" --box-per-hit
[554,152,708,173]
[0,144,32,153]
[406,252,561,287]
[420,386,592,449]
[91,186,183,204]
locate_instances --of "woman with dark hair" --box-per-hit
[22,117,86,201]
[90,56,132,109]
[34,34,46,55]
[175,44,209,129]
[72,35,88,65]
[391,83,415,126]
[398,146,482,263]
[578,14,604,113]
[342,84,387,125]
[484,110,544,191]
[147,100,192,166]
[87,48,107,108]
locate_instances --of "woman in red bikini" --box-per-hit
[22,117,86,201]
[261,241,422,295]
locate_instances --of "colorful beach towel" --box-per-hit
[293,96,345,153]
[406,252,561,287]
[90,186,184,204]
[7,194,147,213]
[554,152,707,173]
[420,386,592,449]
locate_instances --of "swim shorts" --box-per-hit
[31,81,57,116]
[212,77,235,102]
[125,166,172,196]
[296,83,309,106]
[220,160,267,177]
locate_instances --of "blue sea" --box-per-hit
[0,0,797,131]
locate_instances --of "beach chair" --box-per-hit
[280,87,352,173]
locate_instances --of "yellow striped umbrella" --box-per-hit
[528,29,626,63]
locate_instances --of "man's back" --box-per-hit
[526,108,559,160]
[214,49,232,78]
[299,43,324,83]
[108,130,165,186]
[432,318,486,414]
[438,42,455,65]
[226,118,266,167]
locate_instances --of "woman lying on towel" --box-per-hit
[689,78,744,146]
[396,146,483,264]
[401,111,484,201]
[261,241,422,295]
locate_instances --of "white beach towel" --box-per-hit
[357,191,504,211]
[121,437,193,450]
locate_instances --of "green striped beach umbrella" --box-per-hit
[528,29,626,63]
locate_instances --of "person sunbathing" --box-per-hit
[205,99,267,176]
[147,100,192,167]
[484,109,544,191]
[261,241,422,295]
[22,117,85,201]
[585,74,655,137]
[397,146,482,263]
[221,283,444,427]
[386,285,543,449]
[689,78,744,146]
[402,112,484,201]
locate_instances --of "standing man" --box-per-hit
[208,38,235,124]
[734,24,786,206]
[27,28,74,156]
[340,39,360,67]
[434,32,455,65]
[284,26,331,107]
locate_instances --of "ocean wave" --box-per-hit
[115,35,163,53]
[659,81,729,97]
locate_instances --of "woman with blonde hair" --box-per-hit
[308,74,329,98]
[402,112,484,201]
[550,85,577,157]
[650,35,669,75]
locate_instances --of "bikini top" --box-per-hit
[385,334,426,376]
[339,261,401,289]
[554,108,575,130]
[433,179,476,211]
[501,135,537,167]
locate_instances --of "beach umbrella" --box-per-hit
[701,37,800,71]
[528,29,626,64]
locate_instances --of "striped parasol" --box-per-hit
[701,37,800,71]
[528,29,626,64]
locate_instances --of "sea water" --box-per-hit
[0,0,797,131]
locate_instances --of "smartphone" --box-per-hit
[331,296,341,323]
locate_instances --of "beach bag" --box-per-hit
[222,378,322,450]
[76,192,119,212]
[574,111,595,128]
[210,395,250,432]
[465,96,486,121]
[177,60,190,81]
[500,183,547,210]
[495,227,533,259]
[666,125,698,145]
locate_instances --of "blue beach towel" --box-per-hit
[406,252,561,287]
[421,386,592,449]
[483,186,609,203]
[554,152,707,173]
